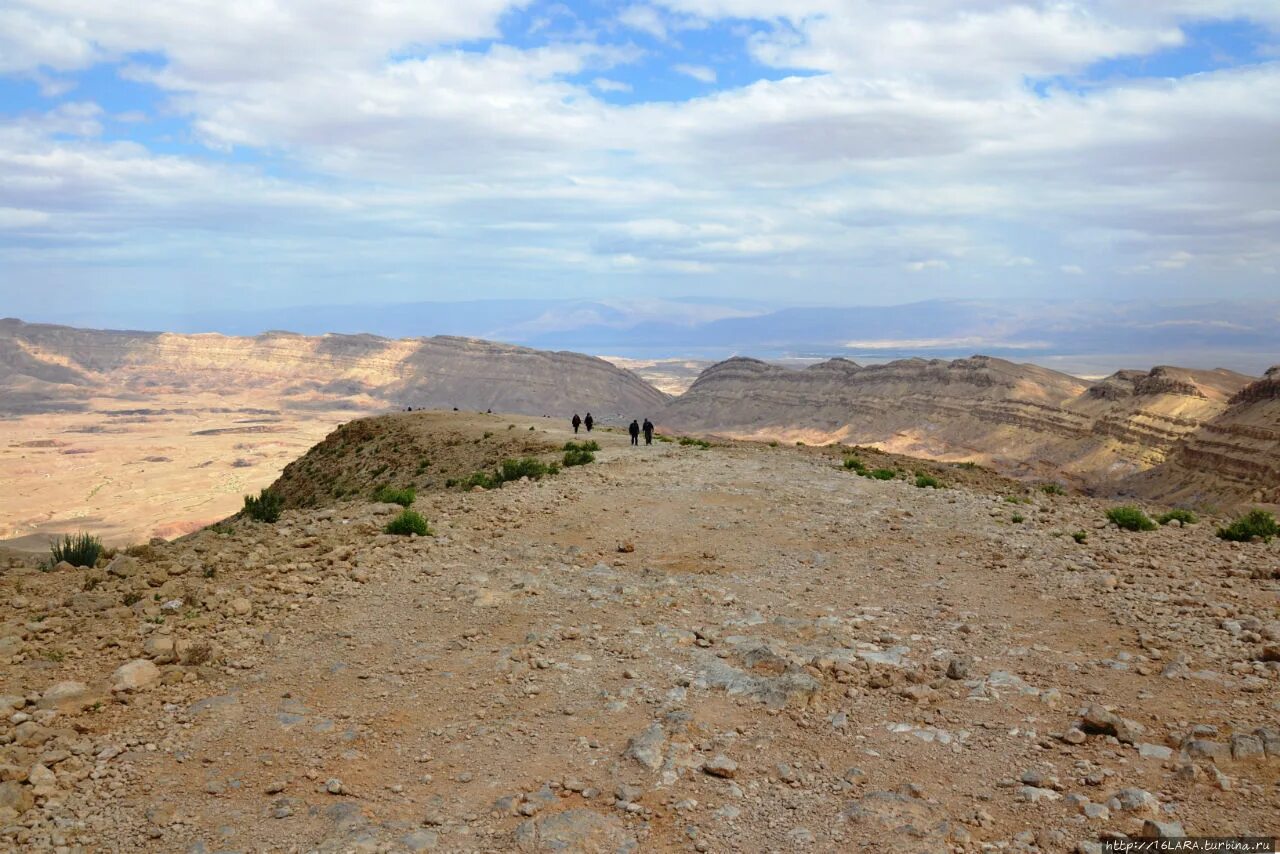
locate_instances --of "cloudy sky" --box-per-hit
[2,1,1278,324]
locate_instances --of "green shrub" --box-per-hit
[463,457,555,490]
[372,485,416,507]
[564,440,600,452]
[1156,508,1198,526]
[1004,495,1030,504]
[869,468,896,480]
[1011,513,1025,524]
[1071,530,1088,543]
[1040,483,1065,495]
[562,447,595,467]
[679,437,711,449]
[49,532,103,568]
[385,509,431,536]
[956,461,980,470]
[1106,506,1156,532]
[501,457,551,481]
[1216,509,1279,543]
[243,488,284,523]
[914,474,943,489]
[843,456,868,475]
[463,471,499,490]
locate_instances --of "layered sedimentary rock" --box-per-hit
[0,319,667,419]
[1122,367,1280,507]
[659,355,1269,503]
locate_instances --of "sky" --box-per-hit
[1,1,1278,325]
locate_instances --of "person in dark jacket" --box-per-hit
[628,419,640,446]
[572,413,581,434]
[642,418,654,445]
[584,413,594,432]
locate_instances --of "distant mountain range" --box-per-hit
[3,315,1277,509]
[21,298,1280,375]
[659,355,1280,509]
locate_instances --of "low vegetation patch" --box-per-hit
[562,442,596,467]
[1156,508,1198,526]
[462,456,557,490]
[243,488,284,523]
[1216,509,1278,543]
[843,456,869,476]
[869,468,897,481]
[1071,530,1088,543]
[1039,483,1065,495]
[563,440,600,452]
[384,509,431,536]
[372,485,416,507]
[679,437,711,449]
[48,532,103,568]
[1010,513,1025,524]
[1106,505,1156,532]
[914,473,943,489]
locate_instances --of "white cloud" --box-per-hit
[618,4,668,40]
[1,0,1278,310]
[592,77,633,93]
[905,259,950,272]
[673,63,716,83]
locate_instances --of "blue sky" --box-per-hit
[1,1,1278,328]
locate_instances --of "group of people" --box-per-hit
[571,413,654,445]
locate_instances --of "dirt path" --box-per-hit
[1,414,1277,852]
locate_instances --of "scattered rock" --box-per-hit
[112,659,161,692]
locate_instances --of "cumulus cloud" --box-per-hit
[1,0,1278,313]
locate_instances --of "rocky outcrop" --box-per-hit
[659,356,1269,504]
[0,319,667,419]
[1122,367,1280,507]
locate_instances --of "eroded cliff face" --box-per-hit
[1121,367,1280,507]
[659,355,1272,504]
[0,319,668,418]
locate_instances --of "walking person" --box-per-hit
[642,418,654,445]
[571,413,581,434]
[584,413,594,432]
[629,419,640,446]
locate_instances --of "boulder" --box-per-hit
[37,681,94,712]
[111,659,160,692]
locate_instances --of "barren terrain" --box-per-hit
[0,394,364,549]
[1,412,1277,852]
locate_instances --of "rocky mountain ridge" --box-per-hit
[0,318,668,419]
[658,355,1278,508]
[0,411,1276,851]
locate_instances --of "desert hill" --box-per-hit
[0,410,1276,850]
[0,319,666,548]
[0,318,667,418]
[1120,367,1280,508]
[659,355,1272,506]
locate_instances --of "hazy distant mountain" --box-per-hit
[21,298,1278,375]
[0,319,667,418]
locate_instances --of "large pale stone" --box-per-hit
[111,659,160,692]
[37,681,93,712]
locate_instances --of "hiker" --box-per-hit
[642,418,654,445]
[629,419,640,446]
[572,413,581,434]
[584,413,594,432]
